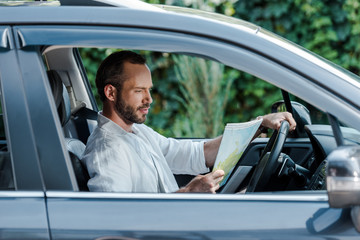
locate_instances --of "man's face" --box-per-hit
[115,62,153,125]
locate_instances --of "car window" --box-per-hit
[0,82,14,191]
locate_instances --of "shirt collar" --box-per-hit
[97,112,140,136]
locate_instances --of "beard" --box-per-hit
[115,96,150,125]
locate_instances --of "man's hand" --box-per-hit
[176,170,225,193]
[260,112,296,131]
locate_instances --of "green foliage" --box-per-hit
[80,48,109,108]
[144,52,184,136]
[227,72,281,123]
[172,55,237,138]
[233,0,360,75]
[343,0,360,73]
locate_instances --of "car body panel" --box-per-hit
[0,191,49,239]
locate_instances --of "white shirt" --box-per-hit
[81,114,209,193]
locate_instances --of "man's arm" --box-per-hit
[203,135,222,168]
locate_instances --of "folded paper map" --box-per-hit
[213,119,263,187]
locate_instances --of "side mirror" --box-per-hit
[326,145,360,232]
[326,145,360,208]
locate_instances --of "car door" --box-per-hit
[0,26,49,240]
[47,191,350,240]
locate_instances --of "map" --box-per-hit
[213,119,263,187]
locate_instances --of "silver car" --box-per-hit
[0,0,360,239]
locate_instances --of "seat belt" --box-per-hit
[72,106,98,144]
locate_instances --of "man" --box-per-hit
[81,50,296,193]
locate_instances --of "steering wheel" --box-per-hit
[246,120,290,192]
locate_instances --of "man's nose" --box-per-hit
[144,90,153,104]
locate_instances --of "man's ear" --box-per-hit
[104,84,117,102]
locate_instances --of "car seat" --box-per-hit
[47,70,90,191]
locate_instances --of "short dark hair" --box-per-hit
[95,50,146,102]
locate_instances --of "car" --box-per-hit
[0,0,360,239]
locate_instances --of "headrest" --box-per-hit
[47,70,71,126]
